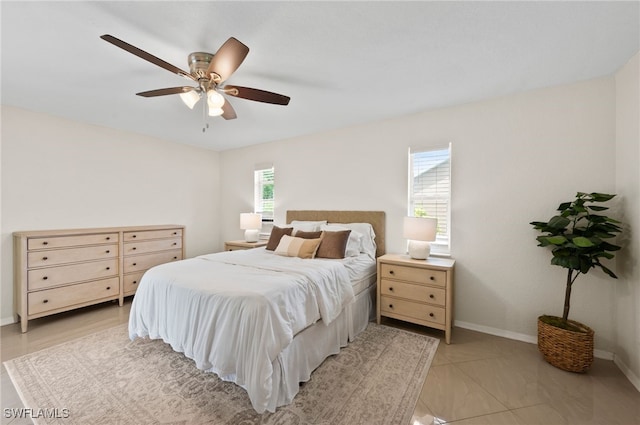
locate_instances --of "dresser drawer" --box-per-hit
[28,259,118,290]
[123,249,183,273]
[123,271,145,294]
[123,237,182,255]
[27,244,118,268]
[27,233,118,250]
[28,277,119,315]
[380,295,446,325]
[380,279,446,307]
[380,263,446,287]
[123,228,183,242]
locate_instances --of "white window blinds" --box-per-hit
[254,164,274,222]
[408,145,451,254]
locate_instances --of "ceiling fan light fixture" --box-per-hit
[207,89,225,108]
[207,105,224,117]
[179,90,200,109]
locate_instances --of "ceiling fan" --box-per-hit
[100,34,290,121]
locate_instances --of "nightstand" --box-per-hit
[377,254,455,344]
[224,240,268,251]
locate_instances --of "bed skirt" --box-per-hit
[257,281,376,412]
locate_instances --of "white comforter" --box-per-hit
[128,248,354,413]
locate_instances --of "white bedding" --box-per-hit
[128,248,358,413]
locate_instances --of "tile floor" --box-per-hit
[1,301,639,424]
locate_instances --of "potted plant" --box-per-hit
[530,192,623,372]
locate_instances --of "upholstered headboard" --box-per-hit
[286,210,386,257]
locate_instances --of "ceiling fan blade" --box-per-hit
[101,34,195,81]
[221,99,237,120]
[223,85,290,105]
[136,87,196,97]
[206,37,249,83]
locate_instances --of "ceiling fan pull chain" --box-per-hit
[202,100,207,133]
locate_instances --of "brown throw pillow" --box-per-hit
[316,230,352,259]
[266,226,293,251]
[294,230,323,239]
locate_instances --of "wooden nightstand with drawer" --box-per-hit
[224,240,268,251]
[377,254,455,344]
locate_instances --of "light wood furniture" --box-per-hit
[376,254,455,344]
[13,225,184,333]
[224,240,268,251]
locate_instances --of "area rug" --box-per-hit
[4,323,438,425]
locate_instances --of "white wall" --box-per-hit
[0,106,221,324]
[220,77,620,353]
[614,52,640,388]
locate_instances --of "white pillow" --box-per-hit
[289,220,327,232]
[321,224,363,257]
[324,222,377,258]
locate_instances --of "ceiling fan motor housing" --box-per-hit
[188,52,215,79]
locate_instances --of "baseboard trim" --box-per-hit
[454,320,615,360]
[613,355,640,392]
[1,316,17,327]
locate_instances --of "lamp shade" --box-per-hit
[240,213,262,230]
[403,216,437,242]
[240,213,262,243]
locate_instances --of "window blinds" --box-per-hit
[254,164,274,221]
[408,145,451,253]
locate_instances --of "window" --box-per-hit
[254,164,274,222]
[408,144,451,255]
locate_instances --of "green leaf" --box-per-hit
[548,216,570,229]
[572,236,595,247]
[587,205,609,211]
[544,235,567,245]
[591,193,615,202]
[598,264,618,279]
[557,202,572,211]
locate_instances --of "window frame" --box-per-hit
[254,164,274,223]
[408,143,452,256]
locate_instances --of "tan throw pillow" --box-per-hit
[316,230,352,259]
[275,235,322,259]
[266,226,293,251]
[294,230,323,239]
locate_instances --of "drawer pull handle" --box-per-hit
[106,250,110,253]
[389,270,395,275]
[429,313,435,317]
[389,287,394,292]
[132,235,137,238]
[430,276,435,281]
[133,281,137,284]
[43,299,49,304]
[132,247,137,250]
[43,276,48,280]
[174,232,177,235]
[42,256,48,260]
[106,237,110,240]
[43,241,49,245]
[133,263,137,266]
[429,294,435,299]
[106,286,111,290]
[106,267,110,270]
[173,242,177,246]
[388,304,393,309]
[173,256,178,260]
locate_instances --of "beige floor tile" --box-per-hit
[444,410,525,425]
[456,354,554,409]
[421,363,508,422]
[510,403,568,425]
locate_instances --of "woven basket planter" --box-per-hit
[537,316,594,373]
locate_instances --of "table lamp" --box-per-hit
[403,216,437,259]
[240,213,262,242]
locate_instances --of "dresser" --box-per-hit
[376,254,455,344]
[13,224,184,332]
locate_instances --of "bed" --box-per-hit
[128,210,385,413]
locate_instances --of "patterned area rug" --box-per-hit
[4,323,438,425]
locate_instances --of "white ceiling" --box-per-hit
[2,1,638,151]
